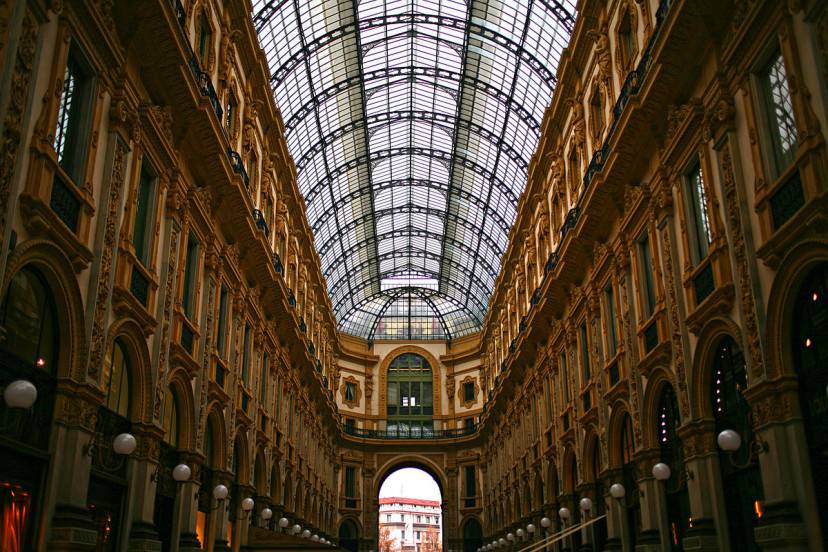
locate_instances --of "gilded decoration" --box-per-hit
[456,376,479,409]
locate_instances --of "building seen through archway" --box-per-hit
[0,0,825,551]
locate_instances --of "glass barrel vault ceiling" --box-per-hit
[253,0,576,340]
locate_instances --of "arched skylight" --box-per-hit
[254,0,576,339]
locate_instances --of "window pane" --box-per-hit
[764,52,798,173]
[686,161,711,263]
[133,163,155,265]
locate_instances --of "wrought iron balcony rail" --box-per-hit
[343,424,477,440]
[252,209,269,235]
[228,150,250,189]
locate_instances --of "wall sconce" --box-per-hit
[515,528,524,540]
[301,529,312,539]
[172,464,192,482]
[558,507,570,522]
[261,507,273,521]
[610,483,626,500]
[292,524,302,535]
[236,497,255,520]
[579,497,592,513]
[278,517,290,532]
[717,428,769,469]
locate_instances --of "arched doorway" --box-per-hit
[462,517,483,552]
[710,336,762,551]
[656,384,690,551]
[339,519,359,552]
[792,263,828,547]
[378,466,443,552]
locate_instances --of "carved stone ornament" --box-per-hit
[340,376,362,409]
[457,376,480,409]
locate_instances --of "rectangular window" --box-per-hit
[580,322,590,383]
[182,233,200,319]
[560,351,569,403]
[345,466,356,497]
[133,161,156,266]
[605,285,618,356]
[198,16,212,63]
[637,232,656,318]
[684,160,712,264]
[260,352,268,403]
[216,285,229,357]
[463,381,475,403]
[464,417,475,429]
[345,382,356,402]
[465,465,476,497]
[761,50,798,177]
[226,94,236,133]
[242,323,251,386]
[54,49,93,181]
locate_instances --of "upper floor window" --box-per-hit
[617,8,635,70]
[182,232,200,319]
[54,48,94,182]
[604,284,618,356]
[345,381,357,402]
[760,50,798,178]
[464,465,476,497]
[590,87,604,141]
[133,160,157,266]
[637,232,656,319]
[579,322,591,383]
[559,351,569,404]
[1,268,58,369]
[216,284,229,357]
[260,352,269,403]
[242,322,252,385]
[226,93,237,135]
[684,160,712,265]
[197,14,212,66]
[568,146,580,195]
[248,151,258,192]
[463,381,475,403]
[464,417,475,429]
[103,338,130,418]
[344,466,357,497]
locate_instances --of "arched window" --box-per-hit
[102,338,130,418]
[387,353,433,436]
[793,263,828,546]
[712,337,762,551]
[204,419,215,468]
[161,388,179,448]
[1,267,58,370]
[657,385,689,551]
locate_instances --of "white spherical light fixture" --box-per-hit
[302,529,311,539]
[579,497,592,512]
[292,524,302,534]
[172,464,191,482]
[311,534,319,542]
[4,380,37,409]
[112,433,137,455]
[717,429,742,452]
[498,537,506,546]
[558,507,570,521]
[540,517,551,528]
[241,497,255,512]
[278,517,289,528]
[652,462,672,481]
[610,483,626,499]
[261,508,273,520]
[516,528,524,538]
[507,532,515,541]
[526,523,536,534]
[213,484,229,500]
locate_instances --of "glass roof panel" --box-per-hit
[254,0,577,339]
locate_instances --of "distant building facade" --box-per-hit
[379,497,442,551]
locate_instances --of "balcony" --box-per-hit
[228,149,250,189]
[343,424,477,440]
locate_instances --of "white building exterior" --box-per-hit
[379,497,442,551]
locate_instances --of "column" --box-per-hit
[633,451,662,552]
[46,392,99,551]
[176,457,204,552]
[126,429,162,552]
[677,422,723,552]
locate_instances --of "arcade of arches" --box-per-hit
[0,1,827,552]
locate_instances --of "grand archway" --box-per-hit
[374,459,448,551]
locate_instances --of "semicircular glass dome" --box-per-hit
[254,0,576,339]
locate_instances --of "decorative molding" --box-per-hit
[457,375,479,409]
[340,375,362,409]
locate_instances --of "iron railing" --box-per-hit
[343,424,478,440]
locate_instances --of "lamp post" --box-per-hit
[540,516,551,552]
[169,464,192,552]
[558,508,571,552]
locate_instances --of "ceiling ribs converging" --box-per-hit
[254,0,576,340]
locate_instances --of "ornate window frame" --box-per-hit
[457,376,479,409]
[340,375,362,409]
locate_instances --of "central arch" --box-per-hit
[374,456,448,551]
